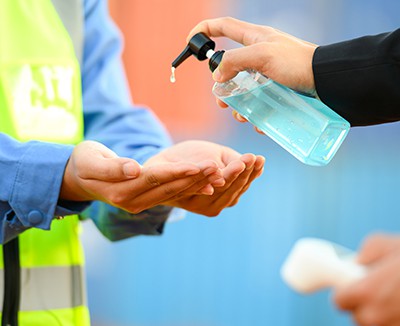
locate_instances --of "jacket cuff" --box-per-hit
[82,202,173,241]
[9,141,74,230]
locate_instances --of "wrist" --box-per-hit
[60,159,93,202]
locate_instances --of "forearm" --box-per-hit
[313,29,400,126]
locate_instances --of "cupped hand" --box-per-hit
[60,141,224,214]
[145,140,265,216]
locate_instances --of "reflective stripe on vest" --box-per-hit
[0,266,85,311]
[0,218,90,325]
[0,0,89,325]
[51,0,84,65]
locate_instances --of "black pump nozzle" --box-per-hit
[172,32,222,70]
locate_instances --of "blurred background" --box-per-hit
[81,1,400,325]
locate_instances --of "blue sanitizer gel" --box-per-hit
[213,71,350,166]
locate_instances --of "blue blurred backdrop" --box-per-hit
[82,1,400,325]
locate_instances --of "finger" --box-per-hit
[212,43,271,82]
[216,98,229,108]
[232,110,248,123]
[254,126,266,135]
[82,157,142,181]
[220,160,247,187]
[210,162,255,210]
[179,163,251,217]
[141,161,217,188]
[239,153,257,169]
[254,155,266,170]
[125,172,214,213]
[357,233,400,265]
[333,280,367,311]
[352,307,382,326]
[187,17,269,46]
[170,168,227,196]
[221,154,259,195]
[123,161,222,200]
[230,156,265,204]
[212,158,251,195]
[196,184,215,196]
[198,161,225,187]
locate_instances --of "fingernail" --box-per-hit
[209,176,225,187]
[201,186,214,195]
[256,156,266,169]
[185,168,200,176]
[200,165,218,176]
[123,162,139,178]
[212,68,222,82]
[244,158,255,170]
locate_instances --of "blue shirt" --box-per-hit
[0,0,173,243]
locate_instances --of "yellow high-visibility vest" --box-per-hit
[0,0,89,325]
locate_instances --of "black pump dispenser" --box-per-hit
[172,33,224,73]
[208,50,225,72]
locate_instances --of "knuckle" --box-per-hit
[172,192,185,200]
[145,171,161,187]
[192,173,206,183]
[253,42,270,57]
[260,25,276,35]
[163,184,178,197]
[109,193,125,206]
[222,16,235,24]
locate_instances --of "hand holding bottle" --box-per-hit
[181,17,349,166]
[187,17,318,111]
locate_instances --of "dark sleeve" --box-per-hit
[312,29,400,126]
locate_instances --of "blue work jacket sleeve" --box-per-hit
[0,134,91,244]
[79,0,177,240]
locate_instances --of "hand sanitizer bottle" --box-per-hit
[171,33,350,166]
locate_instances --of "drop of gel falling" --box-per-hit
[170,67,176,83]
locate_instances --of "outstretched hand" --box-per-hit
[144,140,265,216]
[60,141,225,214]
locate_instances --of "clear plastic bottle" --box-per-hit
[171,32,350,166]
[212,71,350,166]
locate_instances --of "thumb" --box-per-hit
[85,157,142,181]
[74,141,142,181]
